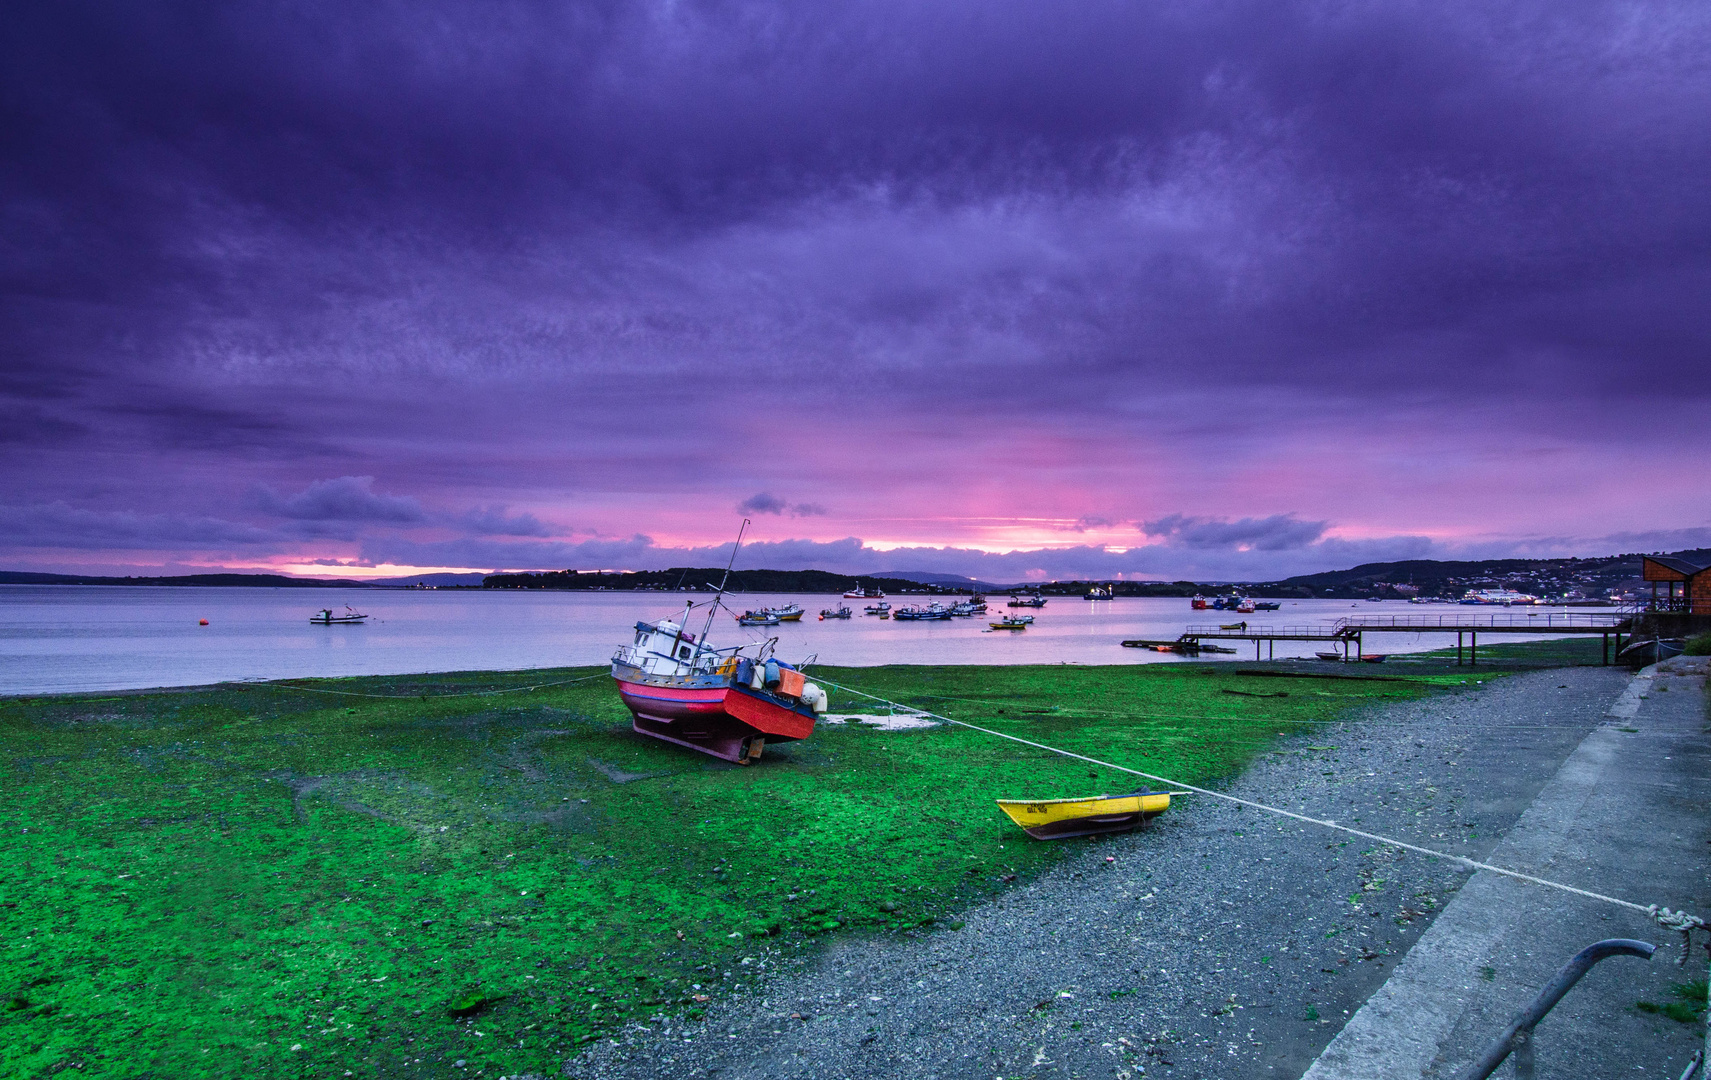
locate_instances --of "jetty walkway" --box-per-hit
[1172,611,1633,663]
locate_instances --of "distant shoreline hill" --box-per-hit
[481,568,949,594]
[4,546,1704,597]
[0,571,385,588]
[486,548,1708,599]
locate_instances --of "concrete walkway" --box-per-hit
[1302,657,1711,1080]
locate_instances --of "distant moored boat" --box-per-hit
[310,606,368,624]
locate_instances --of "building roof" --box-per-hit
[1642,555,1708,579]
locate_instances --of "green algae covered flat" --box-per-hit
[0,662,1447,1078]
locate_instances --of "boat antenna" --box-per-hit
[700,518,749,643]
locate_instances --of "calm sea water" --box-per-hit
[0,586,1571,695]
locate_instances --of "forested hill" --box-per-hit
[481,568,925,594]
[1266,549,1711,600]
[0,571,376,588]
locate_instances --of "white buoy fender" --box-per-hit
[801,683,828,714]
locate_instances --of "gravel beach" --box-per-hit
[562,663,1679,1080]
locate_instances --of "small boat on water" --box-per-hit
[1219,621,1248,631]
[1198,643,1237,654]
[735,610,781,627]
[1253,601,1281,611]
[863,602,891,616]
[843,586,884,600]
[310,606,368,624]
[1191,595,1209,610]
[990,614,1033,630]
[892,603,954,621]
[818,606,853,620]
[1084,584,1114,601]
[1460,589,1540,606]
[1008,594,1048,608]
[949,599,987,617]
[996,791,1176,840]
[1123,638,1193,652]
[763,603,805,622]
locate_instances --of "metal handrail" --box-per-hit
[1336,612,1629,631]
[1183,624,1354,638]
[1456,938,1655,1080]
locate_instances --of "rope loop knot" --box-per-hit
[1648,905,1707,965]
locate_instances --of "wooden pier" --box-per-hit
[1176,611,1634,664]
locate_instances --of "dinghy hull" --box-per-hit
[996,792,1173,840]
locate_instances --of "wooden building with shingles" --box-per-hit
[1641,555,1710,615]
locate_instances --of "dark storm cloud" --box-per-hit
[0,502,278,551]
[247,477,425,523]
[456,506,558,538]
[737,494,828,518]
[737,494,790,516]
[1,0,1708,571]
[1141,514,1330,551]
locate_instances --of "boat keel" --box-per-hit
[630,714,769,765]
[1020,811,1157,841]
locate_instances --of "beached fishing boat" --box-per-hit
[735,610,781,627]
[763,603,805,622]
[989,614,1032,630]
[310,606,368,624]
[1316,650,1344,661]
[818,606,853,620]
[996,791,1175,840]
[612,524,828,764]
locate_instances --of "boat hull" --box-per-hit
[996,792,1172,840]
[612,668,816,764]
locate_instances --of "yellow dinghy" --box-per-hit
[996,791,1176,840]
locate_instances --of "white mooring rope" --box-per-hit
[813,676,1699,926]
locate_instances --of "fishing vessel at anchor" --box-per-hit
[609,523,828,764]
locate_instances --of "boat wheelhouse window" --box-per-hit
[635,631,647,645]
[677,645,692,660]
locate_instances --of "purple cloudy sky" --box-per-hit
[3,1,1709,582]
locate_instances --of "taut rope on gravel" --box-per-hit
[814,676,1698,923]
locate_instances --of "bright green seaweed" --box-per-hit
[0,663,1446,1078]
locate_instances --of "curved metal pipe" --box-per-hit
[1456,938,1655,1080]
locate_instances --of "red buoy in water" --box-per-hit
[199,619,209,626]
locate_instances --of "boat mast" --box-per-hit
[699,518,749,647]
